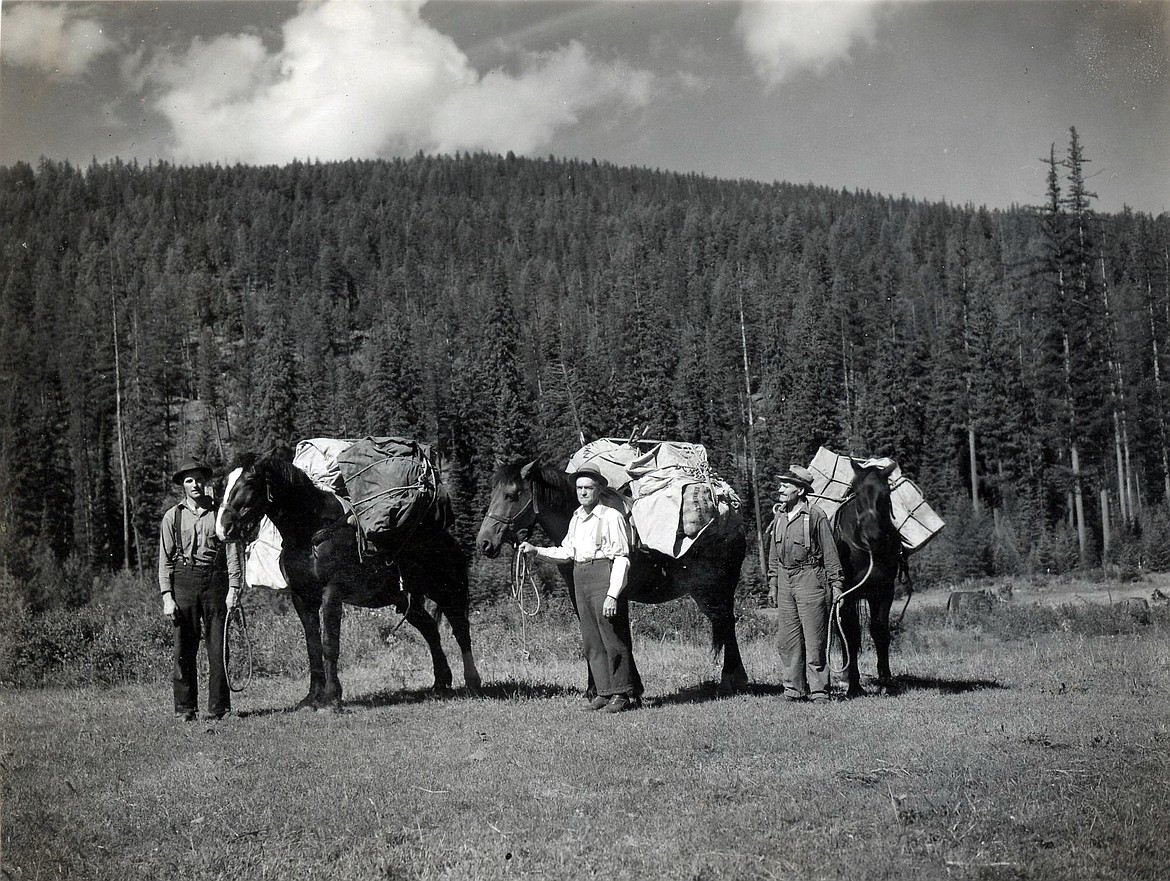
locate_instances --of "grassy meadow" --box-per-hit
[3,576,1170,881]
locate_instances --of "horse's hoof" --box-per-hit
[845,685,867,699]
[877,681,897,696]
[294,696,319,711]
[465,674,483,691]
[719,671,749,694]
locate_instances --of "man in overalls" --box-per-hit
[158,457,243,721]
[767,465,843,702]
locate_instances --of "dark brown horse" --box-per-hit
[216,451,481,710]
[832,463,910,697]
[477,460,749,693]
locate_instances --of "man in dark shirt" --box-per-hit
[157,457,243,721]
[767,465,843,702]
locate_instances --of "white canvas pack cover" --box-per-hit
[806,446,944,553]
[567,439,741,558]
[565,438,641,492]
[244,516,287,590]
[293,437,357,494]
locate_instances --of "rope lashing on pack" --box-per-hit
[387,568,412,636]
[224,605,254,693]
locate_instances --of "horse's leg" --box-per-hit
[405,594,453,691]
[320,591,344,710]
[290,590,327,710]
[838,598,865,698]
[868,592,896,694]
[691,589,748,694]
[432,584,481,690]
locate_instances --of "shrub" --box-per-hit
[1139,504,1170,572]
[0,602,172,688]
[905,599,1170,642]
[1027,522,1081,576]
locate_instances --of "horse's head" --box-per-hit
[216,453,268,543]
[476,460,538,557]
[847,464,896,547]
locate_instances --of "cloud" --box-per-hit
[431,41,653,154]
[130,0,656,164]
[2,3,117,76]
[734,0,882,86]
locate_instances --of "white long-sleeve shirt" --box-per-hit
[532,503,631,596]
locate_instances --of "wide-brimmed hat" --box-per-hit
[777,464,815,493]
[569,466,609,488]
[172,457,212,485]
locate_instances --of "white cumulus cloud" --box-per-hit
[734,0,882,86]
[431,41,653,154]
[2,3,117,76]
[130,0,656,164]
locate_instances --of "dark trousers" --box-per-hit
[574,559,640,698]
[172,563,229,716]
[775,567,830,698]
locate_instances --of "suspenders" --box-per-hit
[171,504,190,566]
[170,503,225,568]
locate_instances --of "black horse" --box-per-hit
[477,460,749,693]
[832,463,910,697]
[216,451,481,710]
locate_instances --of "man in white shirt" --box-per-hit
[520,466,642,712]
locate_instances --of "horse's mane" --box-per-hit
[259,453,315,491]
[231,450,318,508]
[497,460,575,513]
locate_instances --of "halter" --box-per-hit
[483,489,537,539]
[485,483,542,630]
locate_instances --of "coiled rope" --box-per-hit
[511,549,543,617]
[510,547,544,660]
[223,605,253,693]
[827,536,875,675]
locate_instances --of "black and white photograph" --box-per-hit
[2,1,1168,878]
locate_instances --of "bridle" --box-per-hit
[483,486,537,543]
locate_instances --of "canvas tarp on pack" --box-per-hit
[567,439,741,559]
[806,446,944,553]
[244,516,287,590]
[565,439,641,492]
[334,436,454,553]
[293,437,357,494]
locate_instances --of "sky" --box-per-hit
[1,0,1167,214]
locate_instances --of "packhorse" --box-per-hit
[477,460,749,693]
[216,451,481,710]
[832,462,910,697]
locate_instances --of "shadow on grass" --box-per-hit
[647,681,788,707]
[647,675,1005,707]
[233,680,577,717]
[891,673,1006,695]
[346,679,576,710]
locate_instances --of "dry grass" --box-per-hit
[3,593,1169,881]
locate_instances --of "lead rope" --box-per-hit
[224,605,253,693]
[511,547,543,660]
[827,539,875,676]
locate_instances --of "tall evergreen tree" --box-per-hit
[251,306,299,453]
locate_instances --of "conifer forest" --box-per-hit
[3,128,1169,607]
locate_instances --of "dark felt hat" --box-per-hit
[777,464,815,493]
[172,457,212,485]
[569,466,609,488]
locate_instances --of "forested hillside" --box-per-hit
[3,131,1168,607]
